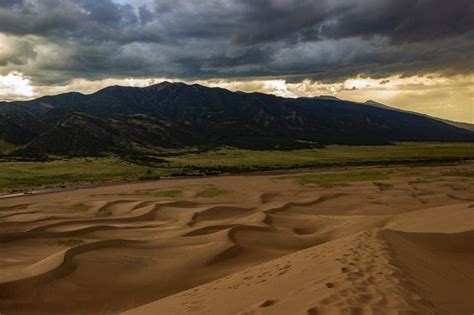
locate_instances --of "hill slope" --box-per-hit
[0,82,472,156]
[364,100,474,132]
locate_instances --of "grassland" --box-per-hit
[168,142,474,168]
[0,142,472,192]
[0,157,173,193]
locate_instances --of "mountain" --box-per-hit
[364,100,474,132]
[0,82,472,157]
[443,121,474,132]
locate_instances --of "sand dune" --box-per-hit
[0,163,473,314]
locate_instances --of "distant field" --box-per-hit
[168,142,474,168]
[0,158,174,193]
[0,142,473,192]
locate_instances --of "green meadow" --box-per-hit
[0,142,472,192]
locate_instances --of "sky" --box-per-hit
[0,0,473,123]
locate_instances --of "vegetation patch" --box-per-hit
[373,182,393,191]
[409,179,433,184]
[62,203,90,212]
[197,187,229,198]
[0,204,30,212]
[443,171,474,178]
[55,239,85,247]
[96,207,113,217]
[139,189,183,198]
[282,171,389,188]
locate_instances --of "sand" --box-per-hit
[0,163,473,314]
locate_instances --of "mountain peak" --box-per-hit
[145,81,192,92]
[365,100,384,106]
[318,95,341,101]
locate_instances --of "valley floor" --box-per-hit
[0,163,473,314]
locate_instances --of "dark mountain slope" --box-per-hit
[0,82,472,156]
[365,100,474,132]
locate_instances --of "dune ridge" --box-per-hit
[0,239,145,284]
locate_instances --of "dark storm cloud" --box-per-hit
[0,0,473,84]
[328,0,474,43]
[0,0,145,43]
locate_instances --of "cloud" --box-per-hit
[0,0,472,85]
[0,34,37,67]
[0,0,472,123]
[0,71,34,100]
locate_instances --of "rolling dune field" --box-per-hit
[0,163,473,314]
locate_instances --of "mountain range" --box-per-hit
[0,82,473,157]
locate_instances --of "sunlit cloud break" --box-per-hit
[0,71,34,100]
